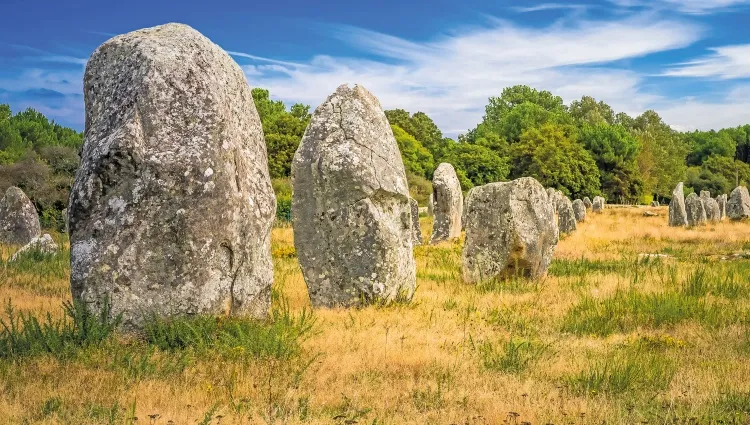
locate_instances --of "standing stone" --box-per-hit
[700,191,721,222]
[592,196,605,213]
[669,182,688,227]
[427,193,434,216]
[10,234,59,262]
[0,186,41,246]
[727,186,750,220]
[68,24,276,329]
[62,208,69,233]
[546,188,558,211]
[557,196,577,234]
[292,84,415,307]
[685,193,707,226]
[717,194,727,219]
[409,198,422,246]
[650,201,660,207]
[430,163,463,244]
[572,199,586,222]
[462,186,475,232]
[583,197,592,210]
[462,177,558,282]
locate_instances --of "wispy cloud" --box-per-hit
[663,44,750,79]
[238,15,700,135]
[2,43,87,67]
[512,3,591,13]
[609,0,750,14]
[227,51,309,68]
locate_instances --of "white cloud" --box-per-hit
[663,44,750,79]
[511,3,590,13]
[609,0,750,14]
[240,15,700,135]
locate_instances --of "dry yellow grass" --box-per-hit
[1,207,750,424]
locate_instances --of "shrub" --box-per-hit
[0,299,120,359]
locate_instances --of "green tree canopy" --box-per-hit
[510,123,600,198]
[684,130,736,166]
[578,122,642,201]
[251,88,311,179]
[570,96,615,125]
[441,142,510,190]
[391,124,434,178]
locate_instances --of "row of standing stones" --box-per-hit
[668,181,750,227]
[0,22,658,330]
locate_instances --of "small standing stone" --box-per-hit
[10,234,59,262]
[462,177,558,282]
[557,196,577,234]
[727,186,750,220]
[685,193,707,226]
[0,186,41,246]
[547,188,558,211]
[430,163,463,244]
[572,199,586,222]
[583,197,592,210]
[700,191,720,222]
[592,196,605,213]
[410,198,422,246]
[716,194,727,219]
[668,182,688,227]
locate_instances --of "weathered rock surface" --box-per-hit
[572,199,586,222]
[427,193,434,216]
[547,188,558,211]
[430,163,463,244]
[592,196,605,213]
[462,177,558,282]
[686,193,707,226]
[700,191,721,222]
[0,186,41,246]
[669,182,688,227]
[583,197,592,210]
[557,196,577,234]
[727,186,750,220]
[10,234,58,262]
[292,84,415,307]
[410,198,422,246]
[68,23,276,329]
[717,194,727,219]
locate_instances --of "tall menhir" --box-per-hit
[68,23,276,330]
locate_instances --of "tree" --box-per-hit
[578,123,642,201]
[441,142,509,190]
[686,155,750,195]
[251,89,311,179]
[484,85,566,124]
[570,96,615,125]
[510,123,600,198]
[684,130,735,166]
[632,110,688,200]
[385,109,447,161]
[391,125,434,178]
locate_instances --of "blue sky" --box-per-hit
[1,0,750,136]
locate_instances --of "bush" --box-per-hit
[142,301,316,360]
[0,300,120,359]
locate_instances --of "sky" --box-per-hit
[1,0,750,137]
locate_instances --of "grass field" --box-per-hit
[2,206,750,424]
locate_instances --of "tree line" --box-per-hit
[2,85,750,226]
